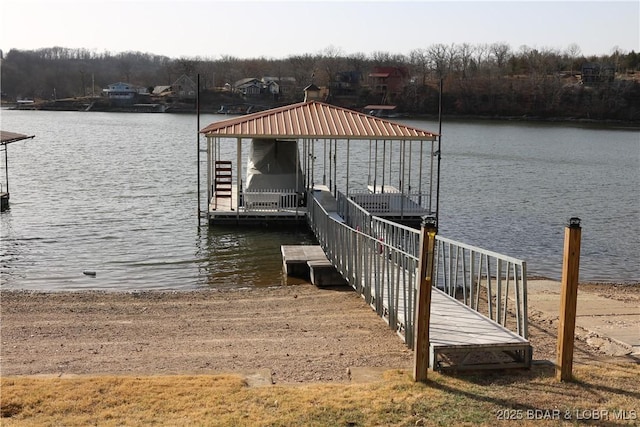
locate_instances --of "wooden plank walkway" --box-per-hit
[363,262,531,371]
[427,289,531,371]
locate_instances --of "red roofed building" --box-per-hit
[368,66,410,104]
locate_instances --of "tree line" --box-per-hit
[2,44,639,121]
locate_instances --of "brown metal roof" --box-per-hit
[201,101,437,140]
[1,130,35,145]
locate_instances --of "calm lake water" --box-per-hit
[1,110,638,290]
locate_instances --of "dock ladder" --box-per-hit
[214,160,233,209]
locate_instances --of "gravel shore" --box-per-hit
[1,282,637,383]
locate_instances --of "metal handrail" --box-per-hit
[308,194,418,346]
[434,236,529,338]
[309,191,529,346]
[349,191,432,214]
[242,188,299,212]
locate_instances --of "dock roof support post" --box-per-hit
[413,215,438,382]
[387,140,393,192]
[407,140,412,193]
[373,140,378,192]
[323,139,327,186]
[381,140,386,192]
[329,139,333,193]
[400,140,406,219]
[312,139,316,188]
[332,139,337,195]
[346,139,350,196]
[3,143,8,195]
[236,137,241,219]
[206,136,212,212]
[197,74,201,226]
[296,139,300,217]
[429,139,435,213]
[418,140,424,206]
[303,139,309,191]
[367,140,372,187]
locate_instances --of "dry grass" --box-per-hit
[1,362,638,426]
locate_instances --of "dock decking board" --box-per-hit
[357,255,531,371]
[427,288,531,370]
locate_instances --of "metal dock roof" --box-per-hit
[201,100,438,140]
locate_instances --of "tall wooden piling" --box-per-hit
[556,217,582,382]
[413,216,438,382]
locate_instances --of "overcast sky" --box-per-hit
[1,1,638,59]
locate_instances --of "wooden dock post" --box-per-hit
[413,215,438,382]
[556,217,582,382]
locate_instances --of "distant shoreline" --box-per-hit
[3,101,639,129]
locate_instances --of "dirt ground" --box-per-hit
[1,282,638,384]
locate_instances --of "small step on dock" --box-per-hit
[281,245,347,287]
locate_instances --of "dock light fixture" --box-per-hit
[421,215,437,229]
[568,217,581,228]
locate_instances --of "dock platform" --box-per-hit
[281,245,347,287]
[208,185,307,226]
[208,184,340,226]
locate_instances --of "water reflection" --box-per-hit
[198,225,317,289]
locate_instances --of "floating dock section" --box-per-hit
[281,245,347,287]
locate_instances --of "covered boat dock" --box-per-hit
[200,100,439,226]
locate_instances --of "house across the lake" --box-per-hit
[581,62,615,84]
[172,74,197,99]
[102,82,148,105]
[368,66,410,104]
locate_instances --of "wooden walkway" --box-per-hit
[353,255,531,371]
[289,189,532,371]
[426,289,531,371]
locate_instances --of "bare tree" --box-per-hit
[371,51,404,66]
[565,43,582,75]
[427,43,450,78]
[457,43,475,78]
[490,42,511,74]
[287,53,317,89]
[117,56,132,82]
[408,48,430,85]
[318,45,345,88]
[217,55,241,87]
[176,57,197,78]
[473,43,491,75]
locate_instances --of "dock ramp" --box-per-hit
[304,190,531,372]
